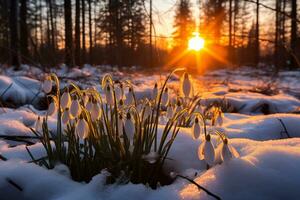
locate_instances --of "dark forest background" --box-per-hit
[0,0,299,72]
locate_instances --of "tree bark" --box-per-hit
[20,0,29,60]
[88,0,92,64]
[75,0,81,65]
[81,0,86,64]
[64,0,74,67]
[255,0,259,66]
[9,0,21,68]
[290,0,297,68]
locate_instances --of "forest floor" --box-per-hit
[0,64,300,200]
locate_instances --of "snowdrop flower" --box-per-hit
[75,118,89,139]
[61,91,71,109]
[198,134,215,166]
[115,83,124,101]
[62,108,72,124]
[91,103,101,121]
[105,85,114,105]
[70,98,81,118]
[117,114,124,136]
[42,77,52,94]
[161,87,169,106]
[220,139,239,163]
[181,72,192,98]
[175,100,183,113]
[166,104,173,119]
[125,88,134,105]
[34,116,43,133]
[47,100,57,116]
[82,93,89,106]
[215,110,223,127]
[152,83,158,100]
[192,117,201,140]
[125,112,135,143]
[86,99,93,112]
[142,151,159,164]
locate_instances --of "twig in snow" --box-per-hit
[277,118,291,138]
[176,174,222,200]
[6,178,23,191]
[0,154,7,161]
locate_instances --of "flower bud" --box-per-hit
[70,98,81,118]
[76,118,89,139]
[198,134,215,166]
[61,91,71,109]
[91,103,101,121]
[181,72,192,98]
[125,112,135,142]
[42,78,52,94]
[161,87,169,106]
[192,117,201,140]
[47,100,57,116]
[105,85,114,105]
[34,116,43,133]
[62,108,72,124]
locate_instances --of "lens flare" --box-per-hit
[188,33,205,51]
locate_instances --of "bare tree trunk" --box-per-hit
[274,0,280,69]
[64,0,74,67]
[290,0,297,68]
[48,0,56,51]
[88,0,92,64]
[255,0,259,66]
[228,0,233,64]
[75,0,81,66]
[9,0,20,69]
[20,0,29,60]
[81,0,86,64]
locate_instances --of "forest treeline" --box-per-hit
[0,0,299,70]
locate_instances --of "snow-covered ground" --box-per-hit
[1,65,300,200]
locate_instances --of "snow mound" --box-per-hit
[180,138,300,200]
[0,75,43,106]
[223,113,300,140]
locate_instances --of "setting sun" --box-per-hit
[188,33,205,51]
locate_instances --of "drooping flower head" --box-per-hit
[61,90,71,109]
[181,72,192,98]
[124,112,135,143]
[161,87,169,106]
[76,117,89,139]
[42,76,52,94]
[192,117,202,140]
[198,134,215,167]
[105,85,114,105]
[70,96,82,118]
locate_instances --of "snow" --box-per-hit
[1,65,300,199]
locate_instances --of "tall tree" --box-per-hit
[172,0,195,49]
[81,0,86,64]
[9,0,21,68]
[290,0,297,68]
[88,0,92,63]
[64,0,74,67]
[20,0,29,60]
[75,0,81,65]
[202,0,226,43]
[254,0,259,66]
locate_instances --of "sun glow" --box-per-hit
[188,33,205,51]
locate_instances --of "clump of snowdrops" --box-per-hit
[32,69,191,189]
[190,105,239,168]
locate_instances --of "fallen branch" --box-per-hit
[277,118,291,138]
[176,174,222,200]
[6,178,23,192]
